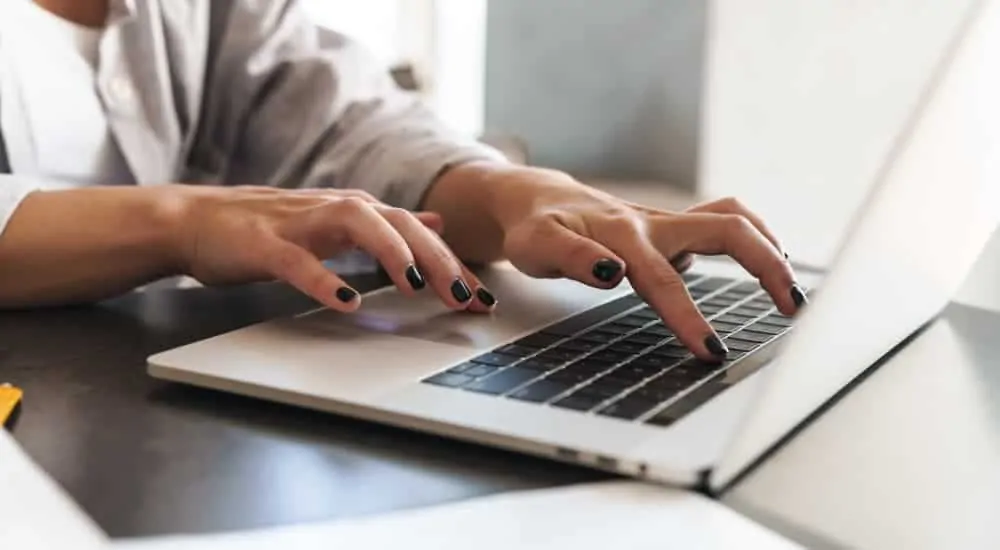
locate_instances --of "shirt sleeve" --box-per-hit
[191,0,509,211]
[0,176,41,237]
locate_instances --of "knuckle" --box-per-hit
[336,196,372,216]
[718,196,745,213]
[379,206,414,225]
[722,213,755,236]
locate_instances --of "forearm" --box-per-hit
[0,186,186,308]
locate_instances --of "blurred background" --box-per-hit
[302,0,703,189]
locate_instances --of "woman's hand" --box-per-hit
[427,164,805,361]
[176,186,497,313]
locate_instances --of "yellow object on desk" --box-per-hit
[1,383,23,428]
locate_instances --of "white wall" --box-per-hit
[301,0,488,138]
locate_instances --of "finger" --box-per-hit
[504,220,627,289]
[375,205,480,311]
[605,233,727,361]
[260,236,361,312]
[651,213,802,315]
[686,197,787,258]
[413,211,445,235]
[316,198,434,300]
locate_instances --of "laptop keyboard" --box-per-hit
[421,273,804,428]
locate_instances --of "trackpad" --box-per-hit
[298,266,630,350]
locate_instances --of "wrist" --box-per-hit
[147,184,201,276]
[438,162,577,229]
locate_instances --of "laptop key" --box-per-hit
[730,281,762,294]
[601,322,639,335]
[577,330,619,345]
[682,272,704,284]
[465,367,542,395]
[547,369,596,384]
[729,330,772,344]
[722,338,758,353]
[423,372,474,388]
[617,363,663,379]
[464,364,500,377]
[495,344,536,357]
[662,364,704,381]
[536,348,581,363]
[646,377,730,427]
[598,396,660,420]
[557,339,604,353]
[575,383,625,399]
[552,393,606,412]
[649,344,689,359]
[746,322,787,336]
[631,308,660,320]
[518,358,564,372]
[690,277,734,292]
[566,359,616,374]
[515,333,563,349]
[624,333,664,346]
[615,315,650,327]
[641,324,674,338]
[710,321,742,334]
[760,314,794,327]
[543,295,641,336]
[471,353,519,367]
[716,313,755,325]
[589,350,633,364]
[606,341,649,355]
[731,307,765,318]
[698,304,725,315]
[508,379,573,403]
[447,362,475,374]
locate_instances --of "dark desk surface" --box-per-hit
[0,273,607,539]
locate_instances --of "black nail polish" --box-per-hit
[592,259,623,283]
[704,334,729,358]
[450,278,473,302]
[336,287,358,303]
[405,264,426,290]
[790,284,808,308]
[476,287,497,307]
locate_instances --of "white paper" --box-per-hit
[114,481,801,550]
[0,430,108,550]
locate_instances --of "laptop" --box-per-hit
[148,0,1000,493]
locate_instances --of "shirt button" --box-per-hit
[107,76,136,109]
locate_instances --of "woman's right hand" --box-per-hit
[175,185,497,313]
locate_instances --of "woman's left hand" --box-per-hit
[433,165,806,361]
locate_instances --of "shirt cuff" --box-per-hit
[0,176,44,238]
[386,140,511,212]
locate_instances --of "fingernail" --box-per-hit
[405,264,426,290]
[451,278,473,302]
[476,287,497,307]
[592,259,623,283]
[336,287,358,303]
[790,284,808,308]
[704,334,729,358]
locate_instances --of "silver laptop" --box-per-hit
[148,0,1000,493]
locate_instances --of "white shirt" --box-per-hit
[0,0,132,184]
[0,0,132,230]
[0,0,504,239]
